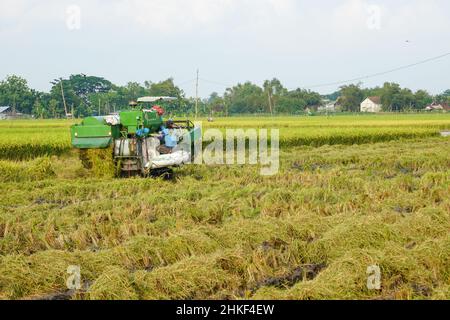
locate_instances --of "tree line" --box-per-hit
[0,74,448,118]
[334,83,449,112]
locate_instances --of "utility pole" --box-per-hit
[98,99,101,116]
[224,99,229,117]
[12,94,16,115]
[60,79,68,118]
[195,69,199,119]
[267,91,273,116]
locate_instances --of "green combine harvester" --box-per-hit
[71,97,201,177]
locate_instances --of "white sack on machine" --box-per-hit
[148,151,191,169]
[104,115,120,126]
[142,137,161,162]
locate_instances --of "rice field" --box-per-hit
[0,114,449,159]
[0,114,449,300]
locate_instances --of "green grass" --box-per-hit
[0,114,449,300]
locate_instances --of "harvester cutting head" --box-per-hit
[71,97,201,177]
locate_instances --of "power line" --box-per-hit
[299,51,450,90]
[199,78,233,88]
[176,78,197,87]
[181,50,450,93]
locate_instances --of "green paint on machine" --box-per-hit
[70,117,120,149]
[70,97,200,175]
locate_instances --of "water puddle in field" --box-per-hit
[441,131,450,137]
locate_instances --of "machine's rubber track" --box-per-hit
[150,168,174,180]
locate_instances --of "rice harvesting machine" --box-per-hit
[70,97,201,176]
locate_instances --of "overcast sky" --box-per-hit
[0,0,449,97]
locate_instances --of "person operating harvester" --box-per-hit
[158,120,178,154]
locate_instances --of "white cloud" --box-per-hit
[106,0,298,34]
[0,0,449,94]
[385,0,449,34]
[2,0,446,38]
[0,0,64,36]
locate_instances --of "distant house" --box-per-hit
[425,102,450,112]
[0,106,11,120]
[361,97,382,113]
[0,106,30,120]
[318,100,337,113]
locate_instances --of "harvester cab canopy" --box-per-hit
[136,97,177,116]
[137,97,177,104]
